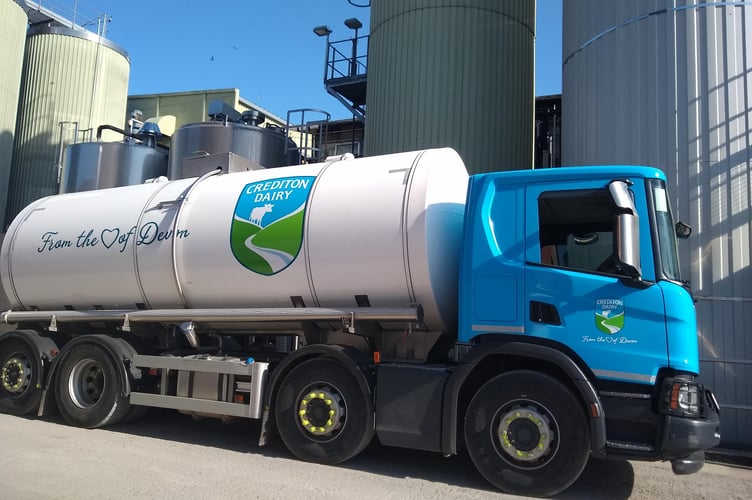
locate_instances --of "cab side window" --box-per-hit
[537,189,620,275]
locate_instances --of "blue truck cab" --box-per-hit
[453,165,720,495]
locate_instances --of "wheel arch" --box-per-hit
[0,329,59,365]
[259,344,373,446]
[40,334,140,416]
[442,338,606,457]
[0,329,59,415]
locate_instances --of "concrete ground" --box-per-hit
[0,409,749,499]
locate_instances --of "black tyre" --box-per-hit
[275,357,374,464]
[0,338,44,416]
[54,343,130,428]
[464,370,590,497]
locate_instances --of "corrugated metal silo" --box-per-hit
[562,0,752,450]
[6,24,129,226]
[364,0,535,173]
[0,0,28,229]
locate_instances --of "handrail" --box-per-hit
[325,35,368,80]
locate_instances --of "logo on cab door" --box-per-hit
[595,298,624,334]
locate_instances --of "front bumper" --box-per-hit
[660,387,721,473]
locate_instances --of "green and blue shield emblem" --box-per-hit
[595,298,625,334]
[231,176,315,275]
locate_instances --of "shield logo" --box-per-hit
[230,176,315,275]
[595,298,625,334]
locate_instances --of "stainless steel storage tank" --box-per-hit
[0,0,28,229]
[562,0,752,449]
[5,24,129,227]
[61,142,168,193]
[364,0,536,173]
[168,121,300,179]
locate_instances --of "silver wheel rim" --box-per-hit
[68,358,105,409]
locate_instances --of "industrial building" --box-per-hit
[0,0,748,452]
[1,0,129,227]
[364,0,536,173]
[562,0,751,450]
[0,0,28,230]
[126,89,287,137]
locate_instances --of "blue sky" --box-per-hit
[88,1,562,120]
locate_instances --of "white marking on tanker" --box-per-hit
[254,190,294,203]
[241,203,306,273]
[245,235,294,272]
[250,204,274,225]
[245,178,311,194]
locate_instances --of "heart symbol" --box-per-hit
[100,228,120,249]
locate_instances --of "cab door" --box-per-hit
[524,179,667,385]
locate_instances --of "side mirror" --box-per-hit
[615,213,641,280]
[675,221,692,239]
[609,181,642,280]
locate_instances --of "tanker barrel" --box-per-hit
[0,148,468,333]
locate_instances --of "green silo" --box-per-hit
[0,0,28,228]
[6,24,129,226]
[364,0,536,173]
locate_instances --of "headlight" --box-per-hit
[660,378,701,417]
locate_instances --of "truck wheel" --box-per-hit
[0,339,43,416]
[464,371,590,497]
[54,344,130,428]
[275,357,374,464]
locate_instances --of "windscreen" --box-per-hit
[650,179,681,281]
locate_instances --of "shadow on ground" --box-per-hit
[35,408,635,498]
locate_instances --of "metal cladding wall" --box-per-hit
[563,0,752,449]
[364,0,535,173]
[6,25,129,227]
[0,0,28,230]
